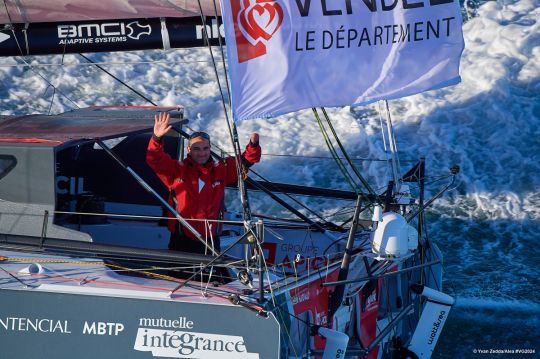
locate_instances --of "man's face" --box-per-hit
[188,138,211,165]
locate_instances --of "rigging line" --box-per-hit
[17,268,184,293]
[423,174,454,182]
[211,0,232,107]
[299,226,316,256]
[268,288,317,328]
[401,174,454,191]
[50,36,66,113]
[110,264,202,272]
[418,231,426,315]
[0,60,212,68]
[266,286,334,358]
[201,266,214,297]
[0,242,241,267]
[292,259,300,298]
[104,263,187,282]
[53,210,249,224]
[248,169,330,223]
[36,46,66,118]
[9,49,81,109]
[59,20,69,64]
[190,125,384,200]
[46,86,56,115]
[422,219,442,292]
[78,53,158,106]
[8,261,238,300]
[270,264,280,290]
[183,281,254,298]
[321,107,378,198]
[383,100,402,189]
[322,205,359,222]
[385,100,403,177]
[385,267,397,337]
[0,266,38,287]
[255,240,276,306]
[317,113,363,196]
[217,149,419,163]
[377,101,395,186]
[313,108,360,194]
[1,1,14,27]
[377,101,389,153]
[9,0,26,23]
[195,0,252,222]
[257,153,393,162]
[271,304,300,358]
[281,263,288,287]
[1,7,80,110]
[265,258,330,290]
[1,257,102,265]
[264,272,307,358]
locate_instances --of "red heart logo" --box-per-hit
[238,0,284,45]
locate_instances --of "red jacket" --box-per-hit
[146,137,261,239]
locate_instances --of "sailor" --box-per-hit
[146,112,261,255]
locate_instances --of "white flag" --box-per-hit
[220,0,464,121]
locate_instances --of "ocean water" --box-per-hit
[0,0,539,357]
[414,1,540,357]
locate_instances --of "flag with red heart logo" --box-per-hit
[220,0,465,121]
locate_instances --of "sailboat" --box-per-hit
[0,1,464,358]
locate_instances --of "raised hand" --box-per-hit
[153,112,172,138]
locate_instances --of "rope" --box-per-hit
[249,169,330,223]
[0,60,212,68]
[53,210,247,224]
[0,138,62,144]
[1,7,80,111]
[78,53,158,106]
[211,0,232,107]
[381,101,402,189]
[0,266,37,287]
[377,101,394,183]
[257,153,394,162]
[46,85,55,115]
[0,256,179,282]
[320,107,377,198]
[10,50,81,110]
[313,108,360,194]
[1,257,102,265]
[0,255,240,289]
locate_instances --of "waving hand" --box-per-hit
[153,112,172,139]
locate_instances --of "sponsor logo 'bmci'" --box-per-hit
[231,0,284,63]
[57,21,151,40]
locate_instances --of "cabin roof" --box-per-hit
[0,106,185,147]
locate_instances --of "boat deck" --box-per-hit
[0,249,243,305]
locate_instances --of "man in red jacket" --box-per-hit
[146,112,261,255]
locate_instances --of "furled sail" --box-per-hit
[0,0,224,56]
